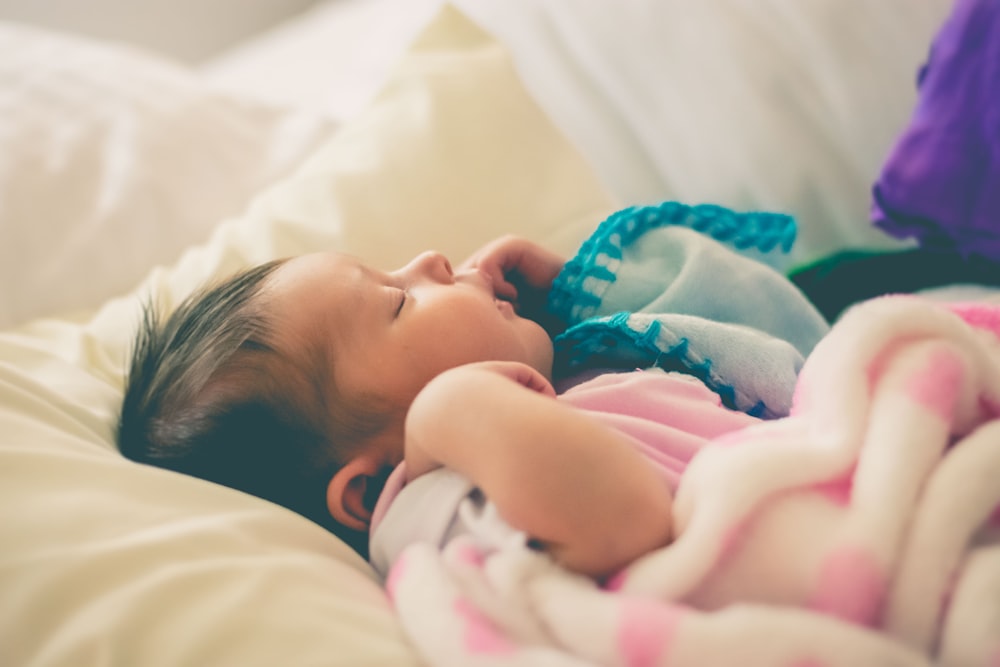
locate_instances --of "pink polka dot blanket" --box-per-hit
[384,295,1000,667]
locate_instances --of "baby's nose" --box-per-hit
[413,251,453,283]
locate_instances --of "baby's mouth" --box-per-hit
[469,268,516,317]
[495,298,515,316]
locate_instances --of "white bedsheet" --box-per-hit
[201,0,446,122]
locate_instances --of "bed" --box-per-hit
[2,1,996,665]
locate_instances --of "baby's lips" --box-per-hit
[495,298,515,317]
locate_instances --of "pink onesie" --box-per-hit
[557,368,762,493]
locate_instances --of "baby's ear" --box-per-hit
[326,455,391,531]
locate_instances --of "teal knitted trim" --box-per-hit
[553,314,770,418]
[548,201,796,325]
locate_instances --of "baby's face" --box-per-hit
[264,250,554,436]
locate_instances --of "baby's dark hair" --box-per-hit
[117,260,371,555]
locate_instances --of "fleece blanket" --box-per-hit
[384,296,1000,667]
[547,201,829,418]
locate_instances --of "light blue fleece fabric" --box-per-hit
[547,201,829,418]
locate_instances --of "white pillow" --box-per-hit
[0,21,338,330]
[453,0,954,270]
[0,6,614,666]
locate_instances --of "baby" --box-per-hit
[119,205,826,579]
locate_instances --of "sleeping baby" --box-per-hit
[135,202,1000,666]
[118,200,827,577]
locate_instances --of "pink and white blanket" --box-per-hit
[385,296,1000,667]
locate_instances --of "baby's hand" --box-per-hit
[457,360,556,397]
[461,236,565,307]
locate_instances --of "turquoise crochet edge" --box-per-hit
[553,313,771,418]
[547,201,797,325]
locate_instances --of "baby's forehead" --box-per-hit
[275,251,362,281]
[262,251,369,379]
[263,253,367,310]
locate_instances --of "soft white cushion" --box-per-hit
[454,0,954,270]
[0,6,614,666]
[201,0,447,121]
[0,21,338,329]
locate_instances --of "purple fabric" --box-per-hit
[871,0,1000,263]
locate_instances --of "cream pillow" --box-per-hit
[0,6,614,666]
[0,21,337,329]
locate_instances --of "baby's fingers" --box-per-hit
[469,361,556,397]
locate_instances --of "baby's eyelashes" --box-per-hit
[394,289,407,318]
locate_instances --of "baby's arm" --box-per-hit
[404,361,674,578]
